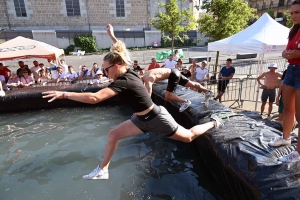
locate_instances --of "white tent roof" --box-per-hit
[208,13,290,54]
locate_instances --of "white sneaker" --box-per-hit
[279,151,300,163]
[267,115,272,120]
[82,166,109,180]
[0,90,5,97]
[268,136,291,147]
[179,99,191,112]
[210,114,224,129]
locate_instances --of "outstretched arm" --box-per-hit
[106,24,117,43]
[42,87,117,103]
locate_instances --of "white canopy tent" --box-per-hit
[207,13,290,111]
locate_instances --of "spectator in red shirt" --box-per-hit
[148,58,160,70]
[0,63,11,82]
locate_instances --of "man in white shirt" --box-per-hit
[30,60,40,83]
[53,66,67,83]
[161,55,177,69]
[195,61,210,87]
[59,59,68,74]
[66,65,78,83]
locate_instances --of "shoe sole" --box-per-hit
[82,173,109,180]
[268,143,291,147]
[179,104,190,112]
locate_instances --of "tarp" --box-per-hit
[0,36,64,61]
[208,13,290,54]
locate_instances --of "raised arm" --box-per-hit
[106,24,118,43]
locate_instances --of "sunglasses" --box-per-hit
[102,64,114,74]
[134,64,138,65]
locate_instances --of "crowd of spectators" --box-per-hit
[0,59,111,96]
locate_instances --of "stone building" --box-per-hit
[247,0,292,19]
[0,0,200,31]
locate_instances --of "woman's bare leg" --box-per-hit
[169,122,215,143]
[282,85,296,139]
[100,119,143,171]
[295,90,300,152]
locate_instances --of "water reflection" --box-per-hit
[0,106,219,200]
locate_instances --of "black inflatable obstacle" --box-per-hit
[151,81,300,200]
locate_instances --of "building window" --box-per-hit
[66,0,81,16]
[14,0,27,17]
[116,0,125,17]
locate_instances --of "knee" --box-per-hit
[107,129,120,142]
[165,92,172,100]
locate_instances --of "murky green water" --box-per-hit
[0,106,218,200]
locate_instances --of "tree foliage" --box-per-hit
[151,0,196,51]
[283,11,293,28]
[267,9,275,19]
[197,0,257,42]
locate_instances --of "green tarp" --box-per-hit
[156,49,184,61]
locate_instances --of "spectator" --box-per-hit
[181,66,191,79]
[30,60,40,83]
[7,71,20,89]
[47,59,57,75]
[38,63,51,75]
[188,59,200,81]
[59,59,68,74]
[16,61,31,77]
[175,59,183,71]
[19,71,34,88]
[195,61,210,87]
[66,65,78,83]
[256,63,282,120]
[161,55,177,69]
[133,60,143,72]
[213,58,235,102]
[79,65,91,80]
[38,69,51,85]
[90,63,101,78]
[173,49,180,61]
[53,66,67,83]
[148,58,160,70]
[93,70,109,84]
[268,1,300,163]
[0,62,11,82]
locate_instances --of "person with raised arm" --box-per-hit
[42,24,223,180]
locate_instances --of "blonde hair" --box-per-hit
[104,40,132,69]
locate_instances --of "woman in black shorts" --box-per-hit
[42,24,223,180]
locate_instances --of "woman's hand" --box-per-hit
[275,97,280,106]
[42,91,64,102]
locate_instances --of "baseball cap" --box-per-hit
[268,63,277,69]
[182,66,188,70]
[96,70,103,75]
[201,60,208,64]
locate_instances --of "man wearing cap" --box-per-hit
[257,63,282,120]
[148,58,160,70]
[181,66,191,79]
[195,61,209,87]
[93,70,109,84]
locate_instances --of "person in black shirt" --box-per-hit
[42,24,224,180]
[133,60,143,72]
[181,66,191,79]
[16,61,31,77]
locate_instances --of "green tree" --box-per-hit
[283,11,293,28]
[267,9,275,19]
[197,0,257,75]
[151,0,196,52]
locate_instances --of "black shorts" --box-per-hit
[217,80,229,92]
[166,69,189,92]
[261,89,276,102]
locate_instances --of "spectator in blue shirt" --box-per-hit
[214,58,235,102]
